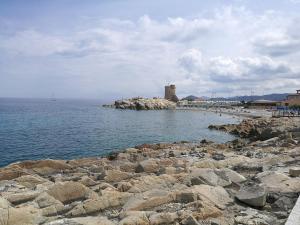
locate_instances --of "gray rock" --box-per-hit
[236,183,267,207]
[272,195,297,211]
[135,159,159,173]
[235,208,277,225]
[176,191,197,203]
[212,153,225,161]
[5,191,40,205]
[289,167,300,177]
[190,168,231,187]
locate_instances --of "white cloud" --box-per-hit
[0,30,73,56]
[0,6,300,98]
[178,48,299,95]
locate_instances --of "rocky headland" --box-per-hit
[103,98,176,110]
[0,117,300,225]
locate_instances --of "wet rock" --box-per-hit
[236,183,267,207]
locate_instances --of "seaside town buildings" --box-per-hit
[168,84,300,109]
[284,90,300,106]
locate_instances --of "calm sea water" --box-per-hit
[0,98,240,167]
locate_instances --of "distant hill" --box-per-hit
[181,95,199,101]
[181,95,208,101]
[181,93,289,102]
[226,93,289,102]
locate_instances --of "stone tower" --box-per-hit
[165,84,179,102]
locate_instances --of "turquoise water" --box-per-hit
[0,98,239,167]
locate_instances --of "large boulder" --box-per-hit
[128,175,177,193]
[104,169,133,183]
[15,175,51,188]
[189,168,231,187]
[0,205,44,225]
[0,168,28,181]
[79,176,97,187]
[5,190,40,205]
[67,190,132,217]
[47,181,93,204]
[236,183,267,207]
[17,159,72,175]
[176,185,233,210]
[35,192,63,208]
[135,159,160,173]
[123,189,174,211]
[222,168,246,184]
[256,171,300,193]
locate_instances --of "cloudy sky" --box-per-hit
[1,0,300,100]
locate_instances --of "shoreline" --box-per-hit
[0,117,299,225]
[176,106,272,118]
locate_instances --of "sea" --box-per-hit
[0,98,241,167]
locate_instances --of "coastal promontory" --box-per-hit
[103,97,176,110]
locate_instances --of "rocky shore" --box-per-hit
[0,117,300,225]
[103,98,176,110]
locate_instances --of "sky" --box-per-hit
[0,0,300,100]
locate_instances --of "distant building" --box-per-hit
[248,99,280,109]
[283,90,300,106]
[165,84,179,102]
[177,100,239,108]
